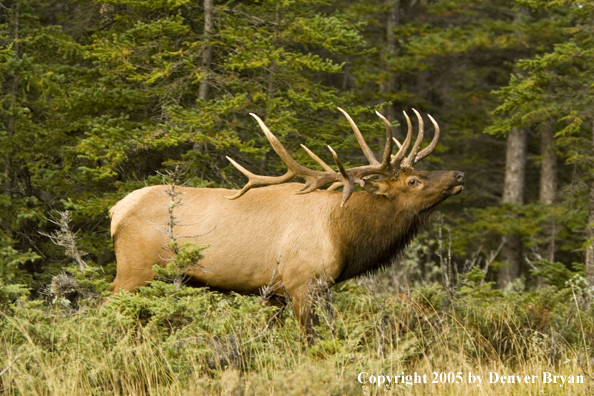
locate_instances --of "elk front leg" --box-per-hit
[289,289,320,345]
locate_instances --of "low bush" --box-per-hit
[0,265,591,395]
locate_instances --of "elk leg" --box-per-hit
[110,235,162,293]
[109,266,155,294]
[289,290,319,345]
[268,294,286,308]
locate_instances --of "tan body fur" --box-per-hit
[110,169,464,338]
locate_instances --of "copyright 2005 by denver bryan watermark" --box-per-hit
[357,371,585,389]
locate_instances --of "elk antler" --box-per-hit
[226,114,346,201]
[227,108,440,205]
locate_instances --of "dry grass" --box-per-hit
[0,276,592,395]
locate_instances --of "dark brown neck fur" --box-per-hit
[330,192,433,283]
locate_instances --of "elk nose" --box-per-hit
[454,171,465,184]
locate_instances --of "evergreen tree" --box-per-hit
[0,0,88,284]
[489,0,594,284]
[344,0,561,285]
[3,0,592,290]
[1,0,368,286]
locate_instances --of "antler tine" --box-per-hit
[374,111,394,169]
[337,107,380,166]
[301,144,335,172]
[225,156,295,199]
[297,145,352,195]
[401,109,424,169]
[249,113,314,176]
[228,113,342,200]
[327,146,354,207]
[413,114,440,164]
[393,137,402,149]
[327,182,343,191]
[391,111,414,168]
[336,111,398,189]
[300,143,345,191]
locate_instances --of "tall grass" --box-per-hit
[0,271,592,395]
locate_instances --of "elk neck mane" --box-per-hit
[329,190,436,283]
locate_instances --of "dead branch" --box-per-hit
[39,211,87,272]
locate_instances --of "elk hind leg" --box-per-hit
[109,252,157,294]
[109,268,156,294]
[110,236,163,294]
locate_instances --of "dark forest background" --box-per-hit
[2,0,594,291]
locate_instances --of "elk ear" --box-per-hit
[363,179,390,197]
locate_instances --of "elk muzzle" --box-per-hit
[448,171,465,195]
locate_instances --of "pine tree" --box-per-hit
[490,0,594,284]
[345,0,561,286]
[1,0,369,284]
[0,0,89,284]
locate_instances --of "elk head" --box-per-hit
[226,108,464,207]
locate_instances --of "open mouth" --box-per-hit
[448,185,464,196]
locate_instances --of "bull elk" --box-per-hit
[109,108,465,341]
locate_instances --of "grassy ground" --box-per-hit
[0,270,592,395]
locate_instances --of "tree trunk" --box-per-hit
[99,3,115,29]
[539,121,557,263]
[193,0,215,153]
[586,119,594,286]
[198,0,214,101]
[380,0,399,123]
[4,117,14,196]
[4,2,19,197]
[539,123,557,205]
[499,127,527,288]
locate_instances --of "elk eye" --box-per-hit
[408,178,419,186]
